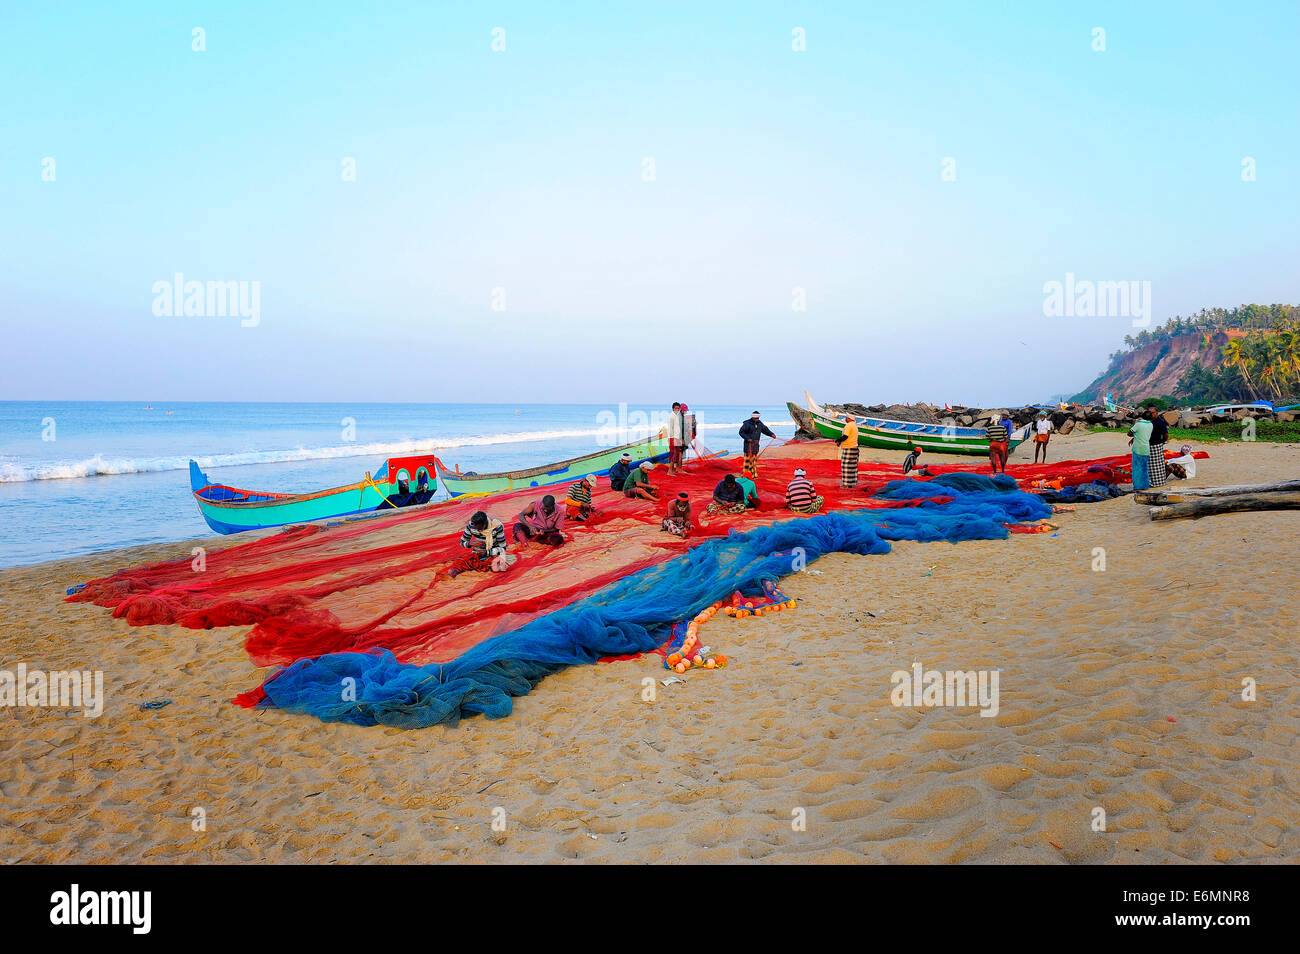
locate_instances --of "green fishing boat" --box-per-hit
[795,393,1030,456]
[438,435,670,497]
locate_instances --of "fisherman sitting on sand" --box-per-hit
[903,446,933,477]
[661,492,692,537]
[705,474,747,515]
[449,511,515,576]
[622,461,659,500]
[564,475,598,521]
[608,453,632,492]
[735,471,760,509]
[513,494,566,546]
[784,467,823,513]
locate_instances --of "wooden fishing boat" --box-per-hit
[794,392,1031,456]
[189,454,439,534]
[437,435,671,497]
[1204,401,1278,415]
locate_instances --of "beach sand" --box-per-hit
[2,430,1297,864]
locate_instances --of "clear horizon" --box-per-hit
[3,1,1297,405]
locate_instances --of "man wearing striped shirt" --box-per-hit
[985,413,1010,474]
[784,468,823,514]
[448,510,515,577]
[564,475,598,521]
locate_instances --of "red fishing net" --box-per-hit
[68,445,1166,691]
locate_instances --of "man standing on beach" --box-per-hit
[838,414,860,488]
[985,414,1010,474]
[1032,411,1052,463]
[1147,407,1170,488]
[1128,414,1153,491]
[662,402,688,475]
[999,410,1015,445]
[739,411,775,478]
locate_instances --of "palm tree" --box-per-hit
[1222,337,1258,398]
[1252,336,1283,399]
[1273,327,1299,398]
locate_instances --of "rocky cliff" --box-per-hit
[1073,330,1246,403]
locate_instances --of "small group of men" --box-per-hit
[1127,406,1170,492]
[449,406,798,571]
[448,493,569,577]
[609,452,659,500]
[704,472,758,516]
[662,402,695,475]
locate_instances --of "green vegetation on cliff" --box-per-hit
[1073,304,1299,405]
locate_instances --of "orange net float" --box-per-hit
[662,601,729,672]
[721,582,795,620]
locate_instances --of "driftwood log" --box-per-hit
[1149,492,1300,521]
[1136,479,1300,506]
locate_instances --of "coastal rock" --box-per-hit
[832,402,940,425]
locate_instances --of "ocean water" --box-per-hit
[0,402,794,568]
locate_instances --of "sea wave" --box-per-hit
[0,421,793,483]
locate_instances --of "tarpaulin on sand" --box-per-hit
[68,449,1130,727]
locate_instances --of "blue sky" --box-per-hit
[2,1,1297,405]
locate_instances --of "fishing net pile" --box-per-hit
[68,448,1151,729]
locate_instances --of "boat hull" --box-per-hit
[190,456,437,534]
[439,436,672,497]
[796,394,1027,456]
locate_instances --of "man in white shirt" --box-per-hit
[1033,412,1052,463]
[662,402,687,474]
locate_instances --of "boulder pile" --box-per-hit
[788,400,1294,441]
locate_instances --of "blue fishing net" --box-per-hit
[257,492,1050,729]
[1034,481,1128,504]
[875,471,1021,498]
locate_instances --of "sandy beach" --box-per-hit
[2,429,1297,865]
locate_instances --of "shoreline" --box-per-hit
[2,430,1297,863]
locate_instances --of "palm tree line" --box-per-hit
[1098,304,1299,404]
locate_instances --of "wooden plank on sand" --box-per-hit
[1149,492,1300,521]
[1135,479,1300,505]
